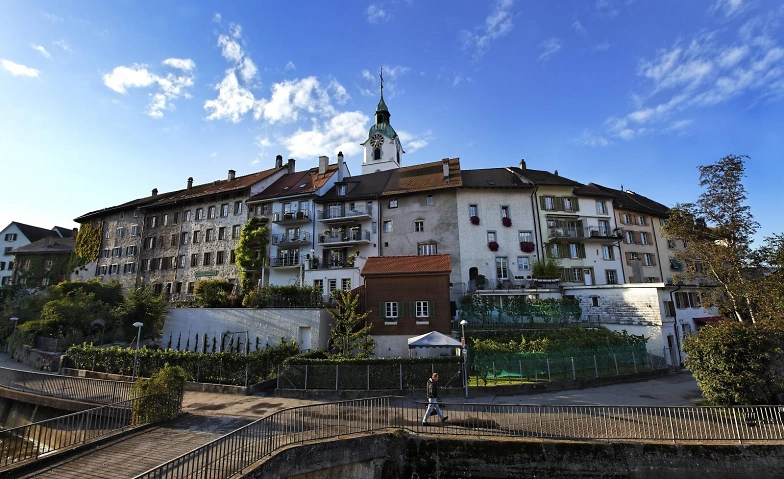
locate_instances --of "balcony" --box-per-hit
[548,226,622,242]
[272,210,311,225]
[318,204,373,223]
[271,232,312,248]
[318,229,371,247]
[270,256,301,268]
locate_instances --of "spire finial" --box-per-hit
[379,66,384,98]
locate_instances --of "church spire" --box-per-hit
[375,66,390,122]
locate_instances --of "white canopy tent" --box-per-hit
[407,331,462,358]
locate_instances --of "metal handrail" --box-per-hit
[133,397,784,479]
[0,366,134,405]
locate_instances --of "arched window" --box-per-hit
[374,148,381,160]
[469,267,478,280]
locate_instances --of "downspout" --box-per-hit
[668,283,683,367]
[530,186,541,260]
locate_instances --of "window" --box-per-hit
[109,264,119,274]
[591,296,600,307]
[637,216,647,226]
[190,254,198,267]
[500,206,509,218]
[218,204,227,217]
[163,214,169,226]
[543,196,555,210]
[184,210,191,222]
[571,268,584,282]
[385,302,399,319]
[193,231,200,243]
[45,259,53,270]
[150,216,158,228]
[173,212,179,224]
[605,270,618,285]
[126,245,137,256]
[415,301,430,318]
[569,243,580,258]
[218,227,226,240]
[105,230,111,239]
[383,220,393,233]
[388,198,398,208]
[170,234,177,247]
[178,255,185,268]
[664,301,676,317]
[175,282,182,293]
[341,278,351,290]
[518,230,533,243]
[496,257,509,280]
[100,265,108,275]
[234,201,243,215]
[689,292,701,308]
[195,208,204,220]
[203,252,211,265]
[313,279,323,294]
[602,245,614,260]
[328,279,337,293]
[338,184,347,195]
[157,236,164,248]
[598,220,610,236]
[187,282,195,294]
[415,220,424,232]
[640,232,649,245]
[112,247,122,258]
[205,229,214,242]
[625,231,634,244]
[563,198,574,211]
[180,232,188,245]
[144,237,155,250]
[116,227,124,238]
[131,225,139,236]
[517,256,530,271]
[0,262,4,271]
[630,252,639,260]
[216,251,225,265]
[469,204,478,217]
[426,195,433,206]
[667,239,677,249]
[596,201,607,215]
[232,225,241,239]
[418,243,437,255]
[230,249,236,264]
[643,253,654,266]
[374,148,381,160]
[4,233,17,241]
[622,214,631,224]
[208,206,216,219]
[487,231,497,243]
[124,262,136,274]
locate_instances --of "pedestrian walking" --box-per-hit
[422,372,448,425]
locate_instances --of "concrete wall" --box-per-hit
[162,307,331,352]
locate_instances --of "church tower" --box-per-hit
[361,68,403,175]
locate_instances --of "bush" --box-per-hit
[131,364,186,425]
[194,279,238,308]
[684,320,784,405]
[242,285,323,309]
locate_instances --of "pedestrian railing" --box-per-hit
[277,362,465,391]
[0,393,179,471]
[0,365,134,405]
[132,397,784,479]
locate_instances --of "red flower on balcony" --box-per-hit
[488,241,499,252]
[470,215,480,225]
[502,217,512,227]
[520,241,535,253]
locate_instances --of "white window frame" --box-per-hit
[496,257,509,280]
[602,245,613,260]
[415,220,424,232]
[640,232,649,245]
[415,300,429,318]
[517,256,530,271]
[606,269,618,285]
[385,301,399,318]
[644,253,653,266]
[596,201,606,215]
[418,243,437,255]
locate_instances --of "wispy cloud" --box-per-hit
[593,41,611,52]
[360,65,411,97]
[460,0,516,60]
[366,4,392,23]
[574,129,611,147]
[103,58,195,118]
[53,40,72,52]
[213,13,222,23]
[571,20,587,35]
[594,0,636,19]
[709,0,746,18]
[589,8,784,144]
[44,13,63,24]
[285,61,296,71]
[538,38,564,61]
[398,130,433,153]
[31,44,51,59]
[1,59,40,77]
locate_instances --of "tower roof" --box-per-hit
[376,94,389,113]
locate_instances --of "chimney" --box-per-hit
[337,151,344,182]
[228,169,236,181]
[152,188,158,196]
[519,158,527,170]
[46,235,52,247]
[187,177,193,189]
[554,170,559,176]
[442,158,450,179]
[275,155,283,169]
[318,155,329,175]
[287,158,295,174]
[71,228,78,238]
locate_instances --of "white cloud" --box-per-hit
[53,40,71,52]
[718,45,749,68]
[593,41,611,51]
[664,119,693,133]
[31,44,51,59]
[218,34,243,63]
[709,0,745,18]
[254,76,341,124]
[571,20,587,35]
[398,130,432,153]
[574,129,610,147]
[45,13,63,23]
[213,13,222,23]
[103,62,195,118]
[282,111,368,159]
[285,61,296,71]
[204,70,255,122]
[538,38,563,61]
[239,57,258,83]
[461,0,516,59]
[366,4,392,23]
[1,59,41,77]
[162,58,195,71]
[360,65,411,97]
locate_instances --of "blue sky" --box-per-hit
[1,0,782,242]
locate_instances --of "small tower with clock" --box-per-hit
[362,68,403,175]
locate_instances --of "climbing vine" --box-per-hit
[235,217,270,292]
[69,221,102,271]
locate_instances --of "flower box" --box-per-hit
[488,241,499,252]
[502,217,512,227]
[470,215,480,225]
[520,241,535,253]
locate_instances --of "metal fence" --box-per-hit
[0,393,178,471]
[132,397,784,479]
[0,366,134,405]
[276,362,464,391]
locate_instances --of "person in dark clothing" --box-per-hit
[422,372,448,424]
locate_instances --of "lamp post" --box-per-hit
[132,322,143,381]
[10,317,19,338]
[460,319,468,398]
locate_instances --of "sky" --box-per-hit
[1,0,783,242]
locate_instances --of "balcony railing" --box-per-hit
[271,232,312,246]
[318,204,373,222]
[272,210,310,224]
[270,256,301,267]
[548,226,622,240]
[318,229,371,245]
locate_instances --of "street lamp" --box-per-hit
[132,322,143,381]
[10,317,19,338]
[460,319,468,398]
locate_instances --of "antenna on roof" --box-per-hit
[379,66,384,98]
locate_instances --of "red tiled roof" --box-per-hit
[381,159,462,196]
[361,254,452,276]
[148,167,284,208]
[247,164,339,202]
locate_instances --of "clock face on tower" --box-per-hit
[370,133,384,148]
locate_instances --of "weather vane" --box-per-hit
[380,66,384,96]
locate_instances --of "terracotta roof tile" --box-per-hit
[361,254,452,276]
[149,167,283,207]
[247,165,338,202]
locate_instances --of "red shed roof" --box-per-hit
[361,254,451,276]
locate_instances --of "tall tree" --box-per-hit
[235,217,270,292]
[114,286,168,340]
[328,289,375,358]
[664,155,762,322]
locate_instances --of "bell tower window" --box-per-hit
[374,148,381,160]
